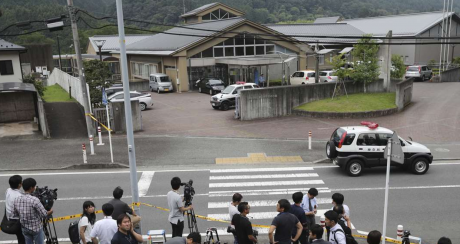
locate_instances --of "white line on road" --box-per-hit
[333,185,460,191]
[209,173,319,180]
[138,171,155,197]
[209,187,331,197]
[208,198,331,208]
[210,167,313,173]
[209,180,324,188]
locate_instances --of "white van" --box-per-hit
[290,70,316,85]
[149,73,174,93]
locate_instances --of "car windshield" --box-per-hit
[331,128,346,146]
[407,67,419,71]
[320,72,327,76]
[222,86,235,94]
[159,76,170,82]
[209,80,224,85]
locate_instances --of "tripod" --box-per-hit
[185,201,198,233]
[203,228,220,244]
[43,215,58,244]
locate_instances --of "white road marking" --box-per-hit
[209,180,324,188]
[138,171,155,197]
[210,167,313,173]
[210,173,319,180]
[209,187,331,197]
[333,185,460,191]
[209,210,329,221]
[208,198,331,208]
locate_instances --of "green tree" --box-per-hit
[83,60,113,106]
[391,54,405,79]
[351,36,380,93]
[328,53,352,81]
[22,75,46,97]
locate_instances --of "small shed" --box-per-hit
[0,82,38,123]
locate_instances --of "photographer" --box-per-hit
[4,175,24,244]
[167,177,193,238]
[13,178,53,244]
[232,202,257,244]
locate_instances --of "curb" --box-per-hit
[292,107,398,119]
[0,163,129,172]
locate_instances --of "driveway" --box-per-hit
[139,82,460,144]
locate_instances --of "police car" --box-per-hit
[326,122,433,177]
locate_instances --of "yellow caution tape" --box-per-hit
[352,233,417,244]
[85,113,112,132]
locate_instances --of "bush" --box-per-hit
[391,55,405,79]
[22,75,46,97]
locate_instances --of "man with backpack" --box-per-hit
[324,211,346,244]
[332,206,352,235]
[309,224,331,244]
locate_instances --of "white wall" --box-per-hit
[47,68,90,108]
[0,51,23,83]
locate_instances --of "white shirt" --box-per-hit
[78,216,94,244]
[301,196,317,213]
[228,202,240,221]
[167,190,184,224]
[5,188,23,220]
[90,216,117,244]
[331,204,350,222]
[329,224,346,244]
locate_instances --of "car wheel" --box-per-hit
[140,103,147,111]
[212,106,219,110]
[326,141,338,159]
[209,89,213,95]
[410,158,429,175]
[157,88,160,94]
[301,82,305,84]
[221,102,230,111]
[199,87,202,93]
[429,73,433,80]
[422,75,425,81]
[346,159,364,177]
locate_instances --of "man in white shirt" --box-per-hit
[324,211,346,244]
[301,188,318,229]
[5,175,24,244]
[331,193,350,222]
[167,177,193,238]
[229,193,243,244]
[91,203,118,244]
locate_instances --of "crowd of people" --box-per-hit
[2,175,454,244]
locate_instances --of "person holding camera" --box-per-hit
[167,177,193,238]
[232,202,257,244]
[109,187,141,229]
[4,175,25,244]
[13,178,53,244]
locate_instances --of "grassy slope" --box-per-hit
[296,93,396,112]
[42,84,76,102]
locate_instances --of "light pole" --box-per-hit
[57,35,62,70]
[93,40,106,62]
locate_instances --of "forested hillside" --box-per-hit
[0,0,459,54]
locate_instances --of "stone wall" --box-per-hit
[239,79,402,121]
[37,96,50,138]
[441,67,460,82]
[395,78,414,111]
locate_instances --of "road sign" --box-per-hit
[384,132,404,164]
[102,88,108,106]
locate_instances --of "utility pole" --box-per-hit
[57,35,62,70]
[67,0,94,138]
[116,0,142,232]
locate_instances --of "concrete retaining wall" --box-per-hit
[395,78,414,111]
[129,80,149,92]
[37,96,50,138]
[111,100,142,133]
[441,67,460,82]
[292,108,398,119]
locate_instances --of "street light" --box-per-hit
[93,40,106,62]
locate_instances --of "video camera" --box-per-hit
[180,179,195,206]
[32,186,58,211]
[227,226,258,239]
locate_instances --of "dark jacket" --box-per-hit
[311,238,332,244]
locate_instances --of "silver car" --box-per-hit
[404,65,432,81]
[319,71,338,83]
[149,73,174,93]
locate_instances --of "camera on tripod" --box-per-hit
[180,179,195,206]
[32,186,58,211]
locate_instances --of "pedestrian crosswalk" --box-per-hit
[206,167,334,229]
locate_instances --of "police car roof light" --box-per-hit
[360,121,379,129]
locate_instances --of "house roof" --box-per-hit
[124,18,246,53]
[88,35,152,52]
[266,23,365,45]
[343,11,459,37]
[314,16,341,24]
[0,39,26,51]
[0,82,36,93]
[180,2,244,18]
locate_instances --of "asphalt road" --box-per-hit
[0,136,459,170]
[0,162,458,244]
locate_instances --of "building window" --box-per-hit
[202,9,238,21]
[256,46,265,55]
[319,55,325,65]
[235,47,245,56]
[131,61,157,79]
[225,47,234,57]
[214,47,224,57]
[0,60,13,75]
[202,47,213,58]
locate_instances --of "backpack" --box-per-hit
[333,228,358,244]
[68,220,80,244]
[337,220,352,236]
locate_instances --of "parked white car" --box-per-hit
[108,91,153,111]
[290,70,316,85]
[149,73,174,93]
[210,83,259,110]
[319,71,338,83]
